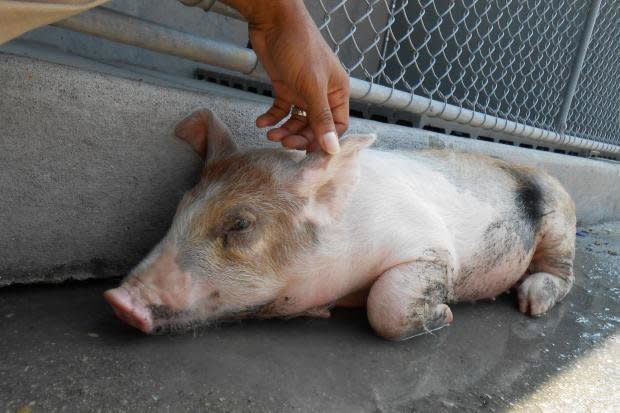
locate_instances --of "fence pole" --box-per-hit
[54,8,258,75]
[556,0,602,134]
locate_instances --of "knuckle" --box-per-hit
[327,85,350,102]
[335,67,350,83]
[272,103,289,114]
[313,108,334,126]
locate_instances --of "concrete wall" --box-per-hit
[0,52,618,286]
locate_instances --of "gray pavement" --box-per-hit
[1,222,618,412]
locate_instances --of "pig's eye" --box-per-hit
[222,214,255,248]
[229,218,251,232]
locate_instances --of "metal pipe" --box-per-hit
[53,7,620,156]
[349,78,616,154]
[555,0,602,132]
[54,8,257,75]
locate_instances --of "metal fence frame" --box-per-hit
[52,1,620,157]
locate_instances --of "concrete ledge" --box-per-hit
[1,52,618,286]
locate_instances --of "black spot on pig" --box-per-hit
[499,165,544,251]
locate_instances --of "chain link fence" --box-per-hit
[47,0,620,155]
[313,0,619,149]
[566,0,620,145]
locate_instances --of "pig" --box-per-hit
[104,109,576,340]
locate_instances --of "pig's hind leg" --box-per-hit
[518,196,576,316]
[367,260,453,341]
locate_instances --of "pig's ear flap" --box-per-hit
[175,110,238,163]
[295,134,376,225]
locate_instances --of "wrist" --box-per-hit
[222,0,306,26]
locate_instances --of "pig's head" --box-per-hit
[104,109,375,333]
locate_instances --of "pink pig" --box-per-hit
[104,109,576,340]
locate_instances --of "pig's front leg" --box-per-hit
[367,260,453,341]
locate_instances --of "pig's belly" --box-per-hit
[334,247,536,308]
[334,249,532,307]
[452,245,535,302]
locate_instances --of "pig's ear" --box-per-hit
[295,134,376,225]
[175,110,238,163]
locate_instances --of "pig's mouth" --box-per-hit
[105,287,276,335]
[147,304,199,334]
[148,303,277,335]
[104,288,204,334]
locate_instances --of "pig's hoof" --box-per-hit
[373,303,453,341]
[517,272,562,316]
[400,303,453,341]
[415,303,453,335]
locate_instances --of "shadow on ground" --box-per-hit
[1,222,618,412]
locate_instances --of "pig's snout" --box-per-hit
[104,288,153,333]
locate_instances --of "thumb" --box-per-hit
[307,93,340,155]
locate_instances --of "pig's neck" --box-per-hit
[281,222,388,311]
[281,150,430,312]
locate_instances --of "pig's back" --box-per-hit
[363,148,544,227]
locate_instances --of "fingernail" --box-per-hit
[323,132,340,154]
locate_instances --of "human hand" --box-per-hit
[224,0,350,154]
